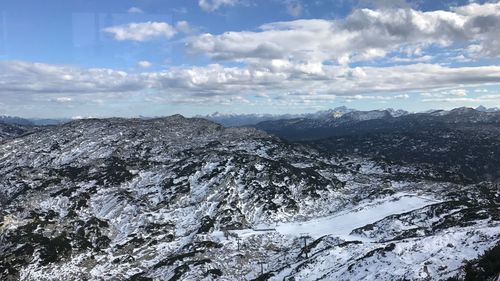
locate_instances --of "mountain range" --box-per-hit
[0,108,499,280]
[201,106,499,127]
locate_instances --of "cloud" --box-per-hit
[187,2,500,64]
[128,7,144,14]
[3,58,500,116]
[103,22,177,41]
[420,89,468,98]
[474,88,489,93]
[50,97,73,103]
[137,61,153,68]
[176,21,192,34]
[391,55,433,63]
[346,94,410,101]
[2,61,500,106]
[0,61,147,94]
[421,94,500,103]
[198,0,237,12]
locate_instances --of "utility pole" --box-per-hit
[299,234,310,258]
[257,260,266,275]
[236,236,241,251]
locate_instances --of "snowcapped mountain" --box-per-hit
[201,106,357,127]
[476,105,500,112]
[201,107,408,128]
[255,107,500,182]
[254,107,500,141]
[386,108,409,117]
[252,109,400,140]
[0,115,498,280]
[309,106,357,118]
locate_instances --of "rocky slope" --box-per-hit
[0,116,498,280]
[253,108,500,183]
[0,123,32,142]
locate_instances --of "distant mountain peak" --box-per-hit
[476,105,500,112]
[0,115,34,126]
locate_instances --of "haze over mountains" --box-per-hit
[2,105,499,128]
[206,106,500,128]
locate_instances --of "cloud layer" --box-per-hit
[2,60,500,103]
[188,2,500,64]
[2,1,500,115]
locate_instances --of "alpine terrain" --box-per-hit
[0,114,498,281]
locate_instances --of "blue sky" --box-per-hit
[1,0,500,118]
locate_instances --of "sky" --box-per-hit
[1,0,500,118]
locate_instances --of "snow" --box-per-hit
[2,116,498,281]
[250,193,437,240]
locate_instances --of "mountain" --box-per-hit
[0,116,34,126]
[0,123,32,142]
[29,118,70,126]
[254,107,500,141]
[476,105,500,112]
[201,112,291,127]
[0,115,71,126]
[254,109,400,140]
[0,115,498,280]
[201,106,357,127]
[255,107,500,141]
[254,108,500,183]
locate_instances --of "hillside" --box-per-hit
[0,116,498,280]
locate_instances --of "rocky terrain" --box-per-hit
[0,115,498,280]
[253,107,500,141]
[0,123,32,143]
[254,107,500,183]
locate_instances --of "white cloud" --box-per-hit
[50,97,73,103]
[2,61,500,107]
[3,58,500,116]
[176,21,192,34]
[391,55,433,63]
[187,2,500,64]
[0,61,146,94]
[421,94,500,103]
[137,61,153,68]
[198,0,237,12]
[474,88,489,93]
[420,89,468,98]
[346,94,410,101]
[128,7,144,14]
[103,22,177,41]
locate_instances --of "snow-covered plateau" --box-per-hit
[0,116,498,281]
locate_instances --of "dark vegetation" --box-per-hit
[447,243,500,281]
[254,108,500,183]
[310,126,500,183]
